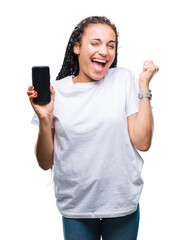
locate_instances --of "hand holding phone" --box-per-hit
[32,66,51,104]
[27,66,55,121]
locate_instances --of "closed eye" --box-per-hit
[108,45,115,49]
[91,42,99,46]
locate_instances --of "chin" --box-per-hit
[90,71,107,81]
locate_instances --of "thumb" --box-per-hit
[50,86,55,101]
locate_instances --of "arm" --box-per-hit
[127,99,153,151]
[35,118,55,170]
[127,60,159,152]
[27,85,55,170]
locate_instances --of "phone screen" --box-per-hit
[32,66,51,104]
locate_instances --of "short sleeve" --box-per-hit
[31,113,55,128]
[125,71,139,117]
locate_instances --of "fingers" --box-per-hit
[143,60,159,73]
[50,86,55,101]
[27,86,37,102]
[27,85,55,102]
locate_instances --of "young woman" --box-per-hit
[27,16,159,240]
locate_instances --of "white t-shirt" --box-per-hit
[32,67,144,219]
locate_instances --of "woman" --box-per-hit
[27,16,159,240]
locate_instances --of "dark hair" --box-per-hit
[56,16,119,80]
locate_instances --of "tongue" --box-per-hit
[92,61,105,72]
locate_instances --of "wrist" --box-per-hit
[138,89,152,100]
[39,114,53,128]
[139,81,150,93]
[139,85,150,93]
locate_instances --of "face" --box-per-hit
[73,24,116,82]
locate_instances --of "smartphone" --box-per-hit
[32,66,51,104]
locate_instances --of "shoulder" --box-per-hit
[107,67,134,78]
[106,67,135,84]
[51,75,72,90]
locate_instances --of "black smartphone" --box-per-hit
[32,66,51,104]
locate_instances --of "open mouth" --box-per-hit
[91,58,107,72]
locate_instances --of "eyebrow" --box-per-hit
[91,38,116,43]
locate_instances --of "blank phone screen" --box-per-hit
[32,66,51,104]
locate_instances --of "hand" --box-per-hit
[27,85,55,121]
[139,60,159,92]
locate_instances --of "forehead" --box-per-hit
[82,24,116,41]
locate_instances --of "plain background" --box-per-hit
[1,0,186,239]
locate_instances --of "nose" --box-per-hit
[98,44,108,57]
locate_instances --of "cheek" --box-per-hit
[111,49,116,59]
[108,51,116,66]
[81,46,94,62]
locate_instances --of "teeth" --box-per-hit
[92,59,106,63]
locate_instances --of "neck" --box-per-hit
[72,71,96,83]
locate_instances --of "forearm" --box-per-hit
[134,98,153,151]
[36,117,54,170]
[128,60,158,151]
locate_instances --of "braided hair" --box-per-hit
[56,16,119,80]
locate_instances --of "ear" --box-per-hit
[73,42,80,55]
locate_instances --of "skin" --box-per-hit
[27,85,55,170]
[27,23,159,170]
[128,61,159,152]
[73,24,116,83]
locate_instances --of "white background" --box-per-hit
[1,0,186,239]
